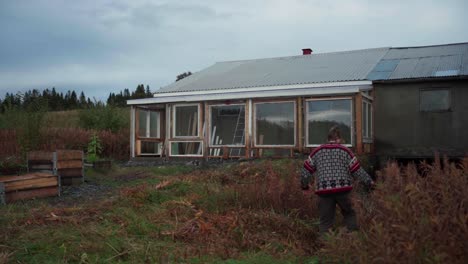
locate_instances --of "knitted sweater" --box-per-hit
[301,143,372,195]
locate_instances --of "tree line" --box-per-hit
[0,84,153,112]
[106,84,152,107]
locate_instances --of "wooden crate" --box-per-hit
[27,151,55,173]
[0,172,60,204]
[56,150,84,185]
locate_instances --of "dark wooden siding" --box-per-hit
[374,79,468,158]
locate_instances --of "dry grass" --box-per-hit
[0,129,18,159]
[0,128,129,161]
[319,156,468,263]
[1,158,467,263]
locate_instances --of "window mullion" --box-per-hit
[146,111,150,138]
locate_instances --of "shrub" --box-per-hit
[86,133,103,163]
[78,106,129,133]
[0,99,47,155]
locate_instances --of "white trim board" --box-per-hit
[127,82,372,105]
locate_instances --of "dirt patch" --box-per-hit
[50,182,116,207]
[115,171,154,181]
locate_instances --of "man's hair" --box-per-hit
[328,126,341,141]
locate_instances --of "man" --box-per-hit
[301,126,374,234]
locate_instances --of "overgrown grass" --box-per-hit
[1,158,467,263]
[42,110,80,128]
[0,107,130,162]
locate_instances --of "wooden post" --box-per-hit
[204,103,210,159]
[355,93,363,155]
[297,97,303,153]
[130,106,135,158]
[135,107,140,156]
[244,101,251,158]
[166,104,171,158]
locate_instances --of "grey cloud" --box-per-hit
[1,0,467,100]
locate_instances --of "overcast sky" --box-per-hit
[1,0,467,100]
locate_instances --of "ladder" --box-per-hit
[229,107,245,157]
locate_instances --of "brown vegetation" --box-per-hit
[1,157,467,262]
[319,156,468,263]
[0,128,129,161]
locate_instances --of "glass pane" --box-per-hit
[149,111,160,138]
[256,102,295,145]
[141,141,161,154]
[211,105,245,145]
[171,142,202,155]
[138,110,147,137]
[209,148,245,157]
[175,105,198,137]
[420,90,450,111]
[308,99,352,145]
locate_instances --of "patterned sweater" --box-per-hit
[301,143,372,195]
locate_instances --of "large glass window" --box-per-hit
[255,102,295,146]
[210,105,245,146]
[362,100,372,140]
[420,89,450,112]
[174,104,199,137]
[170,142,203,156]
[140,141,162,155]
[307,99,352,145]
[138,110,160,138]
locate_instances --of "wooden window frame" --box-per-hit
[253,100,297,148]
[139,141,163,156]
[138,109,161,139]
[136,108,164,156]
[169,141,204,157]
[419,88,451,112]
[208,103,247,147]
[305,97,354,147]
[172,103,201,139]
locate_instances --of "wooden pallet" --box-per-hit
[0,172,60,204]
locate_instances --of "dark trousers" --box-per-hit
[318,191,358,234]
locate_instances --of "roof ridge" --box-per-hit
[217,47,391,64]
[391,42,468,50]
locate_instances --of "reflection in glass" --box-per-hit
[138,110,147,137]
[175,105,198,137]
[171,142,202,155]
[256,102,295,145]
[149,112,160,138]
[420,90,450,111]
[139,110,160,138]
[308,99,351,145]
[141,141,161,154]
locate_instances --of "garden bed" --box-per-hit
[0,172,60,204]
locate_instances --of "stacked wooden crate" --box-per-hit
[56,150,84,186]
[0,172,60,204]
[28,151,56,173]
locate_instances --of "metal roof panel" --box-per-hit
[156,47,389,93]
[369,42,468,80]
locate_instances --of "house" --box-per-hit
[368,43,468,160]
[127,42,468,162]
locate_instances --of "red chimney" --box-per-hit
[302,48,313,55]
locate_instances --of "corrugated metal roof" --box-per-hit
[156,47,389,93]
[368,43,468,80]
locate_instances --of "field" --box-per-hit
[0,158,467,263]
